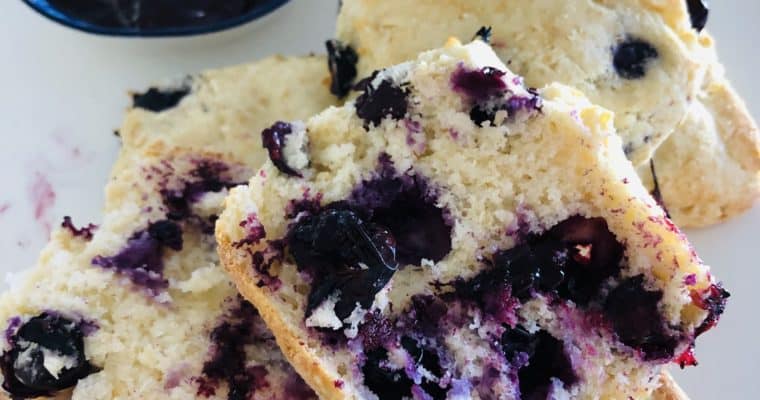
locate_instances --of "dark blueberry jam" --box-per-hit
[686,0,709,32]
[613,39,659,80]
[362,348,414,400]
[289,208,398,321]
[0,313,98,398]
[92,220,183,296]
[355,77,410,128]
[349,157,453,266]
[261,121,303,177]
[61,216,97,241]
[326,40,359,98]
[604,276,679,360]
[132,86,191,112]
[47,0,269,30]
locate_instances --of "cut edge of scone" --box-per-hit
[218,39,725,399]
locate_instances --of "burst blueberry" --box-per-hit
[355,77,410,128]
[686,0,709,32]
[132,86,191,112]
[261,121,303,177]
[0,313,97,398]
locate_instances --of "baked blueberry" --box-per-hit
[514,330,577,399]
[686,0,709,32]
[604,276,678,360]
[132,86,191,112]
[355,78,409,128]
[261,121,308,178]
[147,219,184,251]
[362,348,413,400]
[326,40,359,98]
[288,208,398,321]
[613,39,659,80]
[0,313,97,398]
[473,26,493,44]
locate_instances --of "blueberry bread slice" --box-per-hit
[334,0,706,166]
[641,36,760,227]
[217,40,727,399]
[334,0,759,227]
[0,55,336,399]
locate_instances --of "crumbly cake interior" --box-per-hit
[218,40,727,400]
[332,0,760,228]
[0,55,336,399]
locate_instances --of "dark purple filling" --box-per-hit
[686,0,709,32]
[132,85,191,112]
[0,313,98,398]
[289,207,398,321]
[197,297,313,399]
[261,121,303,177]
[349,157,453,266]
[326,39,359,98]
[604,276,679,360]
[160,160,245,232]
[91,219,183,295]
[355,76,410,128]
[247,240,285,289]
[61,216,97,241]
[613,39,659,80]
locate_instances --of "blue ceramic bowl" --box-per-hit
[22,0,291,37]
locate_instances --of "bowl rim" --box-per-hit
[21,0,292,37]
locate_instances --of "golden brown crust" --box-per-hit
[652,371,690,400]
[216,234,348,400]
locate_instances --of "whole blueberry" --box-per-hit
[613,39,659,80]
[686,0,709,32]
[0,313,97,397]
[326,40,359,98]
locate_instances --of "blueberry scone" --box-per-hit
[0,55,336,399]
[217,40,728,399]
[333,0,760,227]
[641,37,760,227]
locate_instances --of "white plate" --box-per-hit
[0,1,756,399]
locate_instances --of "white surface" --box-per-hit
[0,1,757,399]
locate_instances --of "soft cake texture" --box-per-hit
[218,40,723,400]
[334,0,760,227]
[0,55,336,399]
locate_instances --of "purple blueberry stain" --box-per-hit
[61,216,97,241]
[261,121,304,178]
[91,220,183,297]
[691,283,730,337]
[326,39,359,98]
[197,297,316,399]
[355,76,410,128]
[233,213,267,248]
[0,313,99,398]
[451,64,541,125]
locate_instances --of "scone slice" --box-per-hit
[0,56,336,399]
[217,40,727,399]
[333,0,760,227]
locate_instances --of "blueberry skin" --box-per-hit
[132,86,191,112]
[613,39,659,80]
[288,208,398,320]
[686,0,709,32]
[261,121,303,177]
[326,40,359,98]
[0,313,97,398]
